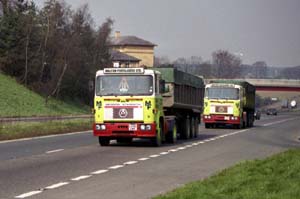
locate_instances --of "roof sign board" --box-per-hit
[103,68,144,74]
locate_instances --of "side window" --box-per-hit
[159,79,165,93]
[155,74,160,94]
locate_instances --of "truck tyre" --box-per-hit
[99,137,110,146]
[152,121,163,146]
[190,118,195,138]
[205,123,210,128]
[249,113,254,127]
[237,118,244,129]
[182,117,190,139]
[194,118,199,138]
[166,122,177,143]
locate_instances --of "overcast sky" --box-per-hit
[34,0,300,67]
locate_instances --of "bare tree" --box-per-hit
[94,17,114,70]
[21,2,37,84]
[252,61,268,78]
[212,50,242,78]
[154,56,171,66]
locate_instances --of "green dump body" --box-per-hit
[210,79,256,110]
[154,67,205,110]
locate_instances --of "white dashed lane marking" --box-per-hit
[71,175,91,181]
[14,128,257,199]
[160,152,169,155]
[138,157,150,161]
[91,169,108,175]
[124,161,138,165]
[45,182,69,190]
[168,149,178,152]
[15,190,43,198]
[149,154,160,158]
[109,165,124,169]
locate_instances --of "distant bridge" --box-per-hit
[244,79,300,92]
[206,79,300,92]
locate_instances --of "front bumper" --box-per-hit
[203,115,240,124]
[93,123,156,138]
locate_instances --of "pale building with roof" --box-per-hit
[109,31,156,67]
[110,50,141,68]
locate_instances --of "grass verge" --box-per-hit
[154,149,300,199]
[0,119,93,141]
[0,72,90,117]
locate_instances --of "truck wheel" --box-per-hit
[152,121,163,146]
[98,137,110,146]
[166,122,177,143]
[205,123,210,128]
[182,117,190,139]
[238,118,244,129]
[190,118,195,138]
[194,118,199,138]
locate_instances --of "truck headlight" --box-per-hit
[100,124,106,130]
[95,124,101,130]
[140,124,151,131]
[146,125,152,130]
[96,124,106,130]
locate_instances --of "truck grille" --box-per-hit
[215,106,228,113]
[113,108,133,119]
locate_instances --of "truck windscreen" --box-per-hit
[96,75,153,96]
[206,87,239,100]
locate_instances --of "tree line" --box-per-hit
[0,0,113,105]
[155,51,300,80]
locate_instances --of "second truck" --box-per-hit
[202,80,256,129]
[93,67,205,146]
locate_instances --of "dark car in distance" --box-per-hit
[254,110,261,120]
[266,108,278,116]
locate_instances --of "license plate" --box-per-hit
[128,124,137,131]
[224,116,230,120]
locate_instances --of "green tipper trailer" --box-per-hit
[154,67,205,138]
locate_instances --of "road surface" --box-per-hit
[0,112,299,199]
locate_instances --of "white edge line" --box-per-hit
[263,118,294,127]
[15,190,43,198]
[71,175,91,181]
[91,169,108,175]
[45,182,69,190]
[46,149,64,154]
[0,130,92,144]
